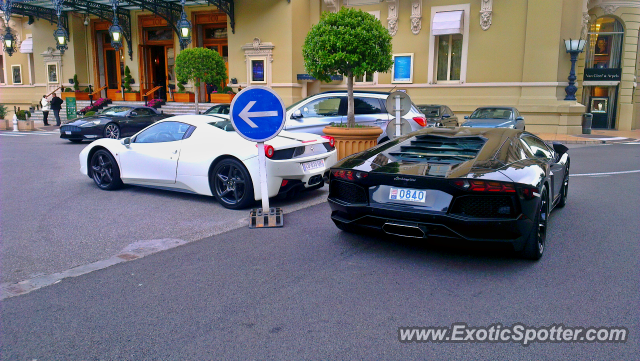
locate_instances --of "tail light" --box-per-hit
[332,169,368,181]
[321,135,335,148]
[256,144,275,158]
[413,117,427,127]
[451,179,516,193]
[517,185,539,200]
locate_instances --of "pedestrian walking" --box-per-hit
[50,93,63,126]
[40,95,51,126]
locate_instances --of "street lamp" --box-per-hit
[177,0,191,50]
[109,0,123,51]
[3,28,16,57]
[563,38,586,101]
[53,24,68,53]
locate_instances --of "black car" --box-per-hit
[60,106,172,142]
[416,104,459,127]
[204,104,230,115]
[327,127,570,260]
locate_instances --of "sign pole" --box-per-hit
[257,141,270,211]
[395,95,401,137]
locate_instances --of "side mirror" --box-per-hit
[129,111,138,117]
[464,116,469,119]
[121,137,131,147]
[442,114,451,118]
[516,116,524,121]
[552,143,568,156]
[291,109,303,119]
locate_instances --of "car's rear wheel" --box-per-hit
[518,187,548,260]
[557,164,569,208]
[103,123,120,139]
[90,150,122,190]
[211,158,254,209]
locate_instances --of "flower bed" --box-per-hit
[147,98,165,109]
[79,98,112,115]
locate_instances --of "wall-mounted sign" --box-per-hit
[584,68,621,82]
[392,53,413,83]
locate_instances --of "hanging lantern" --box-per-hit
[53,25,68,53]
[177,0,191,49]
[109,19,123,51]
[3,28,16,57]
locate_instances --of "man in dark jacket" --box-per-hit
[50,94,63,126]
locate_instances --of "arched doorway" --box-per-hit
[582,16,624,129]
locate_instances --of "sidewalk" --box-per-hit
[536,129,640,144]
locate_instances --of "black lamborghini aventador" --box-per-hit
[327,127,570,260]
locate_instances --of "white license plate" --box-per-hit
[65,131,71,135]
[302,159,325,172]
[389,187,427,203]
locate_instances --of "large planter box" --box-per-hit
[74,92,91,101]
[210,93,235,103]
[124,92,141,101]
[17,120,36,131]
[0,119,9,130]
[61,92,75,100]
[174,93,195,102]
[323,126,383,160]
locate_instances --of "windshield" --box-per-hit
[204,104,230,115]
[418,106,440,117]
[470,108,513,119]
[98,106,132,116]
[286,97,309,111]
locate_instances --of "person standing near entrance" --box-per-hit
[50,93,63,126]
[40,95,51,126]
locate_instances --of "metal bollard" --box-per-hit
[12,114,18,132]
[582,113,592,134]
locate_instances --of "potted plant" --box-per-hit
[147,98,165,109]
[210,86,236,103]
[61,87,75,100]
[123,66,141,101]
[303,8,393,159]
[175,47,227,112]
[16,110,35,131]
[0,104,8,130]
[173,82,194,103]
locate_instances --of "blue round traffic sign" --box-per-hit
[230,86,286,142]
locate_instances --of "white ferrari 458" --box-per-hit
[79,114,338,209]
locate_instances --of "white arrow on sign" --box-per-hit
[239,101,279,128]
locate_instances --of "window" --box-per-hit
[135,121,190,143]
[436,34,462,82]
[521,136,553,160]
[299,97,342,117]
[354,72,376,84]
[133,108,154,116]
[354,97,383,115]
[99,106,132,116]
[584,17,624,70]
[428,4,469,84]
[0,55,4,84]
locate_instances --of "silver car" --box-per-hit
[284,91,427,142]
[461,107,526,130]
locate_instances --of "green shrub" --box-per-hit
[123,66,133,92]
[84,111,96,117]
[0,104,7,119]
[221,86,235,94]
[16,110,31,120]
[83,87,91,93]
[73,74,79,91]
[64,87,73,92]
[177,82,186,93]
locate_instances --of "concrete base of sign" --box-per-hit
[249,207,284,228]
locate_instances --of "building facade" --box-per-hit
[1,0,638,133]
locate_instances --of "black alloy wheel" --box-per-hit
[557,163,569,208]
[211,159,254,209]
[90,150,123,190]
[519,187,549,260]
[103,123,120,139]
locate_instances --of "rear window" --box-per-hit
[418,106,440,117]
[389,134,485,164]
[209,121,235,132]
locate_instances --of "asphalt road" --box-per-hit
[1,140,638,359]
[0,131,328,285]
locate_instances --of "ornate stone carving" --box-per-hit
[601,5,619,15]
[581,12,591,40]
[242,38,275,62]
[480,0,492,31]
[324,0,339,13]
[387,0,398,36]
[410,0,422,35]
